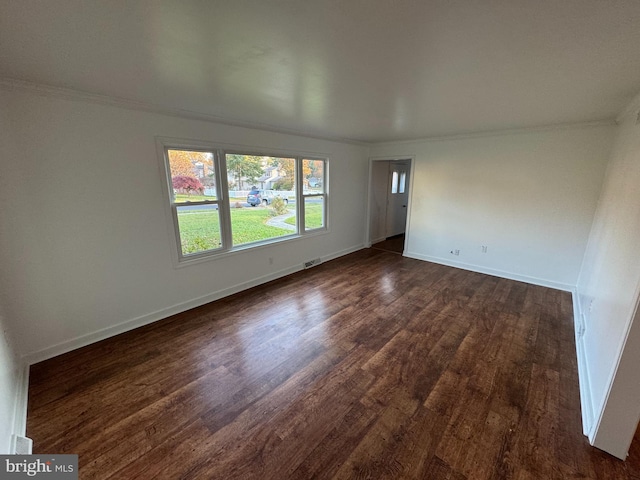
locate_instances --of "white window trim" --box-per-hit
[300,158,328,232]
[155,137,329,267]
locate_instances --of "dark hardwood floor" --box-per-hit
[27,249,640,479]
[371,234,405,254]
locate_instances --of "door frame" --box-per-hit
[365,155,415,251]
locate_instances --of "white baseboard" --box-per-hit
[572,288,595,438]
[9,361,30,454]
[322,244,364,263]
[403,252,574,292]
[23,244,365,365]
[23,266,301,364]
[575,328,596,439]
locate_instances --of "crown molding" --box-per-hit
[0,76,622,146]
[616,90,640,124]
[0,77,370,147]
[371,118,617,147]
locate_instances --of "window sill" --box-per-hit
[172,228,329,269]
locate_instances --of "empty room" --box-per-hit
[2,1,640,478]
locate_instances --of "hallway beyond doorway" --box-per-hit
[371,234,405,254]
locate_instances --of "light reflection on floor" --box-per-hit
[233,290,329,378]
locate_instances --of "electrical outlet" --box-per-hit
[450,249,460,256]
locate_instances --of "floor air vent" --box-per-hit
[304,258,322,269]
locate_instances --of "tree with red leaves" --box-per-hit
[172,176,204,195]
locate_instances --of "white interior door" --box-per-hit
[386,161,409,237]
[369,161,389,243]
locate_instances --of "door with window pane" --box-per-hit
[386,161,409,237]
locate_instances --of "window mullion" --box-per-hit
[217,150,233,250]
[296,156,304,234]
[324,160,328,230]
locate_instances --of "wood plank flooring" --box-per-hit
[371,234,405,254]
[27,249,640,479]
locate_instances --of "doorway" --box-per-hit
[368,158,411,253]
[371,234,405,254]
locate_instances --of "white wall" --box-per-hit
[0,95,25,453]
[0,87,370,362]
[370,125,615,289]
[575,101,640,459]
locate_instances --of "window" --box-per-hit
[399,171,406,194]
[302,159,326,230]
[391,171,399,194]
[226,154,296,246]
[161,143,327,262]
[167,149,221,255]
[390,167,406,195]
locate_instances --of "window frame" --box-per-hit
[156,138,329,266]
[300,157,328,232]
[164,147,226,259]
[222,150,299,249]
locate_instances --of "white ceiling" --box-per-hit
[2,0,640,143]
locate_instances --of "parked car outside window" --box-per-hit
[246,189,290,206]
